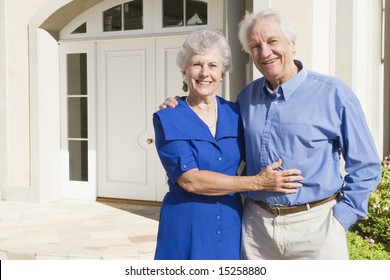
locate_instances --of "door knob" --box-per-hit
[146,138,153,144]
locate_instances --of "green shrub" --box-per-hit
[347,231,390,260]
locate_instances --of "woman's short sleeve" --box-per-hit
[153,114,198,183]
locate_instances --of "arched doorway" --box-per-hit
[57,0,224,201]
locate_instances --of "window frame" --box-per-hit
[59,0,223,41]
[155,0,220,34]
[59,42,97,200]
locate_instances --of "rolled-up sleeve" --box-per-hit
[153,115,198,184]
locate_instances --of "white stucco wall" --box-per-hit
[0,0,7,200]
[36,28,61,201]
[1,0,45,200]
[1,0,58,201]
[6,1,33,189]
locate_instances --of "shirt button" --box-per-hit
[218,157,222,161]
[183,164,187,168]
[216,215,221,220]
[217,231,221,235]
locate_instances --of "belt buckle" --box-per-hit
[269,205,282,216]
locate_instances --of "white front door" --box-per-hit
[97,38,156,200]
[96,36,184,201]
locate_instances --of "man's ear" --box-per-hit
[290,40,297,54]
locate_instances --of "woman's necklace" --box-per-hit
[185,96,218,129]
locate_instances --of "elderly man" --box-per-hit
[237,9,381,259]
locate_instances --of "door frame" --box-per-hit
[96,37,158,200]
[59,41,97,200]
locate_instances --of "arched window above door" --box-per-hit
[103,0,143,32]
[71,22,87,34]
[60,0,222,41]
[163,0,207,28]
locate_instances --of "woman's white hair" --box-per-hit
[238,9,297,54]
[176,27,232,75]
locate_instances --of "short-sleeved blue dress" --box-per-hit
[153,96,244,260]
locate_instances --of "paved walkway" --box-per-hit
[0,200,158,260]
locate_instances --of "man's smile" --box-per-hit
[262,58,279,65]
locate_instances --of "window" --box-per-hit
[71,22,87,34]
[103,0,143,32]
[67,53,88,181]
[163,0,207,28]
[103,4,122,31]
[59,0,222,40]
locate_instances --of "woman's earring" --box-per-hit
[182,81,188,92]
[182,76,188,92]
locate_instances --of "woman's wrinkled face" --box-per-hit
[185,46,224,97]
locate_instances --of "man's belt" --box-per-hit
[253,193,339,216]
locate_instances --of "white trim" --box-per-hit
[92,0,153,38]
[312,0,331,74]
[60,42,97,200]
[60,0,224,41]
[352,0,371,110]
[0,0,7,199]
[59,11,94,40]
[153,0,223,34]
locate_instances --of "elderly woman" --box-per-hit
[153,27,303,260]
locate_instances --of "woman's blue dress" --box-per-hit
[153,96,244,260]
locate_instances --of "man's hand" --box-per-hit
[159,96,179,109]
[255,159,303,194]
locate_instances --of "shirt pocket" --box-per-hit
[275,122,331,160]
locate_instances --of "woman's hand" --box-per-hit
[254,159,303,194]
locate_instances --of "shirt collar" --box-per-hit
[156,96,241,142]
[261,60,308,101]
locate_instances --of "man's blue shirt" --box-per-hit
[237,61,381,230]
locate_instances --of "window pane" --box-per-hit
[68,97,88,139]
[69,140,88,181]
[103,4,122,31]
[124,0,143,30]
[186,0,207,26]
[163,0,184,27]
[67,53,87,95]
[71,22,87,34]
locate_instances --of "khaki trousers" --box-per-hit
[241,197,349,260]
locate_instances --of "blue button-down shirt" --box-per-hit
[237,61,381,230]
